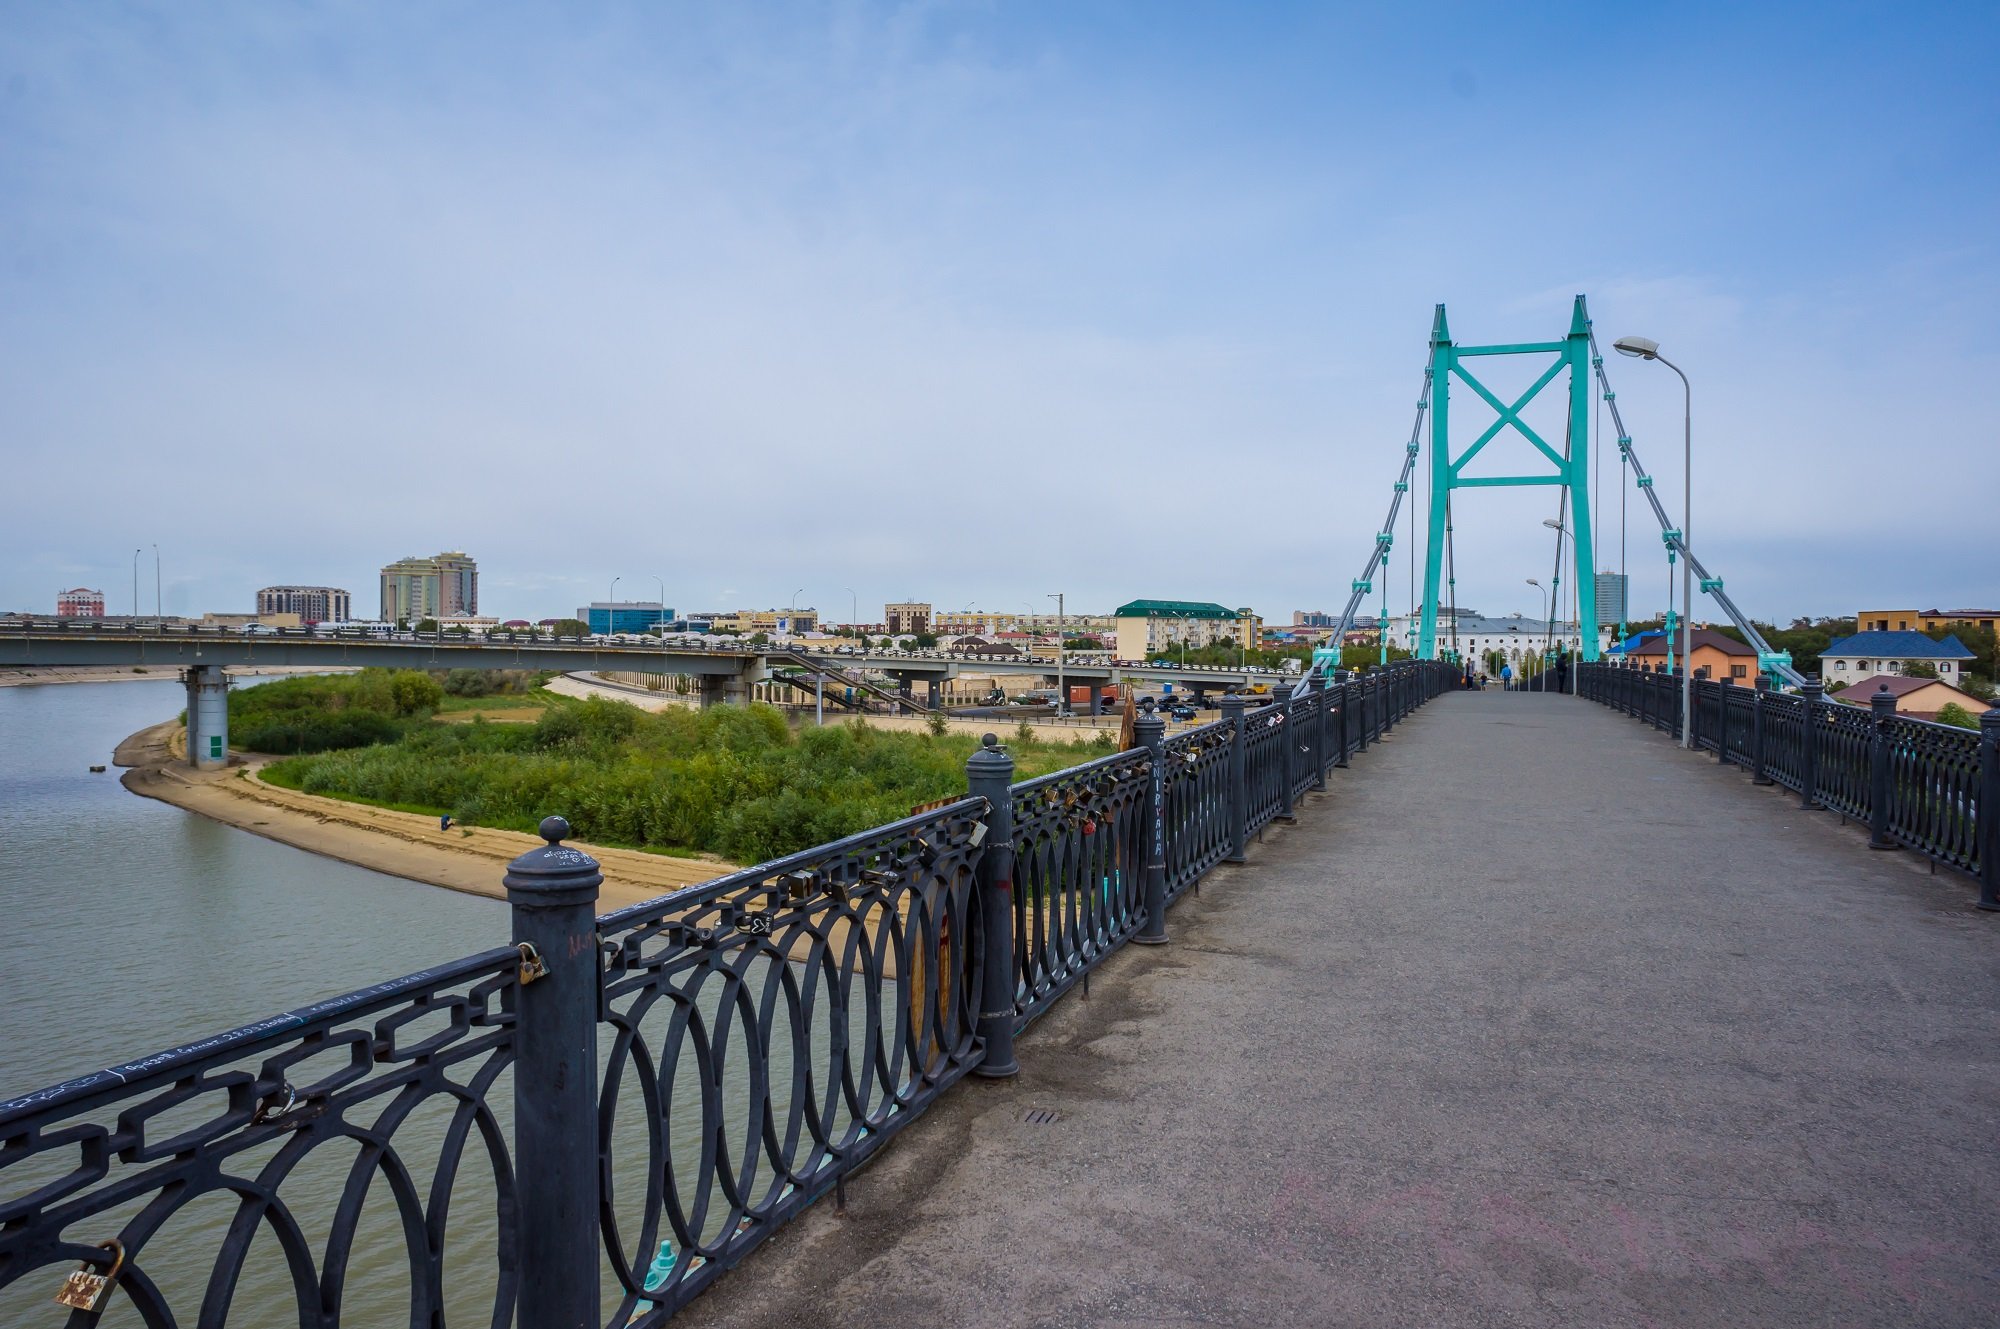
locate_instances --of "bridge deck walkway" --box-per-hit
[680,689,1998,1328]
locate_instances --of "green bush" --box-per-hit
[269,699,1116,862]
[228,669,445,753]
[1933,702,1979,730]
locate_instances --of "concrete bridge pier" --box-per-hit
[183,665,229,769]
[697,671,751,708]
[926,678,942,710]
[895,675,914,714]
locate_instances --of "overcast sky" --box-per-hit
[4,3,1995,628]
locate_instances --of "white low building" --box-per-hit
[1383,611,1614,664]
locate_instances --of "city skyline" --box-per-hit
[3,5,1995,624]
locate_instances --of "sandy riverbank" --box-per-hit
[116,720,738,911]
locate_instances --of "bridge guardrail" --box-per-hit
[0,661,1456,1326]
[1578,664,1996,906]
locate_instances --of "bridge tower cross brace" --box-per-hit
[1419,296,1600,662]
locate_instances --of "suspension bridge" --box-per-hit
[1,301,1993,1328]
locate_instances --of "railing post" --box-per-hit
[1800,680,1823,809]
[506,817,603,1329]
[966,735,1019,1076]
[1687,673,1700,751]
[1134,703,1169,945]
[1335,671,1351,768]
[1868,684,1898,851]
[1356,673,1372,753]
[1313,674,1331,789]
[1715,682,1728,764]
[1978,709,1999,911]
[1751,677,1774,785]
[1222,693,1248,863]
[1276,697,1297,822]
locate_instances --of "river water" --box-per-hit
[0,679,504,1098]
[0,679,513,1326]
[0,680,834,1327]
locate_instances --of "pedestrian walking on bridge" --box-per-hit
[1500,662,1513,690]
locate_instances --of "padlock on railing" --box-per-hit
[53,1240,123,1313]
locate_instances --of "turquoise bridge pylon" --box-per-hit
[1300,294,1809,698]
[1419,296,1598,663]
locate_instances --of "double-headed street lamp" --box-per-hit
[1614,335,1694,750]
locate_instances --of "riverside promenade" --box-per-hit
[680,688,1999,1329]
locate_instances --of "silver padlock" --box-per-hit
[53,1239,123,1312]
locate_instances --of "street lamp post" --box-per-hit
[844,587,856,634]
[1541,517,1567,667]
[1527,579,1549,691]
[132,549,141,620]
[1048,592,1066,717]
[1614,336,1694,749]
[153,544,162,622]
[607,577,619,639]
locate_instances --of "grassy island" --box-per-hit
[235,671,1110,863]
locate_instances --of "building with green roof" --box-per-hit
[1113,600,1260,661]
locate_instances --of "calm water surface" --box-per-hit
[0,679,504,1099]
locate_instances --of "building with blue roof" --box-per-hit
[1821,631,1973,690]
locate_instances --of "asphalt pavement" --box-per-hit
[674,687,1999,1329]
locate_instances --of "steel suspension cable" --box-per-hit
[1296,365,1433,695]
[1587,327,1803,686]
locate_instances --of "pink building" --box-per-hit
[56,588,105,618]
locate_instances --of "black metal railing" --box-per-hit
[1009,750,1150,1025]
[1578,664,1997,907]
[0,660,1458,1327]
[0,950,523,1328]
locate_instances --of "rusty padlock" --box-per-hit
[53,1239,123,1313]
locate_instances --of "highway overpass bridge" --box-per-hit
[0,621,1302,765]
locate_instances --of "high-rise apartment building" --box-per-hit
[56,588,105,617]
[258,585,351,624]
[380,551,478,623]
[1594,572,1629,626]
[885,602,931,635]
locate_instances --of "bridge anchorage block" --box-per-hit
[1700,578,1723,594]
[1406,442,1420,456]
[1662,529,1681,545]
[1603,391,1616,401]
[1618,435,1632,455]
[1352,580,1373,594]
[1394,481,1407,492]
[1636,474,1653,487]
[1376,532,1393,547]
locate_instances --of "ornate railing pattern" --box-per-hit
[1162,720,1235,902]
[592,801,988,1323]
[1009,751,1151,1025]
[1243,706,1289,835]
[0,950,522,1328]
[1815,701,1874,821]
[1288,691,1322,803]
[1884,717,1982,872]
[1577,665,1995,903]
[1,661,1458,1327]
[1760,691,1809,794]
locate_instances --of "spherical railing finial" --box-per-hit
[982,732,999,750]
[539,815,571,844]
